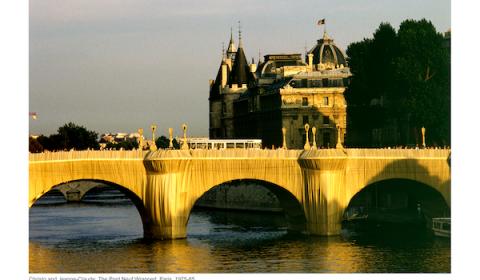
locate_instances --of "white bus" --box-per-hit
[180,138,262,150]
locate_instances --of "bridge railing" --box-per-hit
[179,138,263,150]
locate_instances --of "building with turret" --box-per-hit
[209,28,351,149]
[209,30,255,139]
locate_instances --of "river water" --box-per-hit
[29,190,450,273]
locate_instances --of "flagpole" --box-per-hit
[317,18,326,38]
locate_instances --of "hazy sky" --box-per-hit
[29,0,450,138]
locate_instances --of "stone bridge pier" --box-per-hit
[300,150,348,236]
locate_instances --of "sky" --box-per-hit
[29,0,451,138]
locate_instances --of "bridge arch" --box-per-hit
[344,178,450,227]
[31,179,151,237]
[348,157,451,209]
[189,179,307,233]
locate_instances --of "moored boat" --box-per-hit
[432,217,450,237]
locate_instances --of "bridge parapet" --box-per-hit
[29,150,148,162]
[144,149,303,174]
[344,148,451,158]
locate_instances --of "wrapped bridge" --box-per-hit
[29,149,451,239]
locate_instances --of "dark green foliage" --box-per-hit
[33,122,100,151]
[345,19,450,147]
[55,122,100,150]
[155,135,180,149]
[105,140,138,150]
[36,135,54,151]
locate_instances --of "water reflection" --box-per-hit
[29,193,450,273]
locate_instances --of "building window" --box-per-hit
[311,80,322,87]
[222,102,226,114]
[323,97,329,106]
[302,97,308,106]
[301,79,308,87]
[303,116,309,125]
[323,116,329,125]
[322,78,329,87]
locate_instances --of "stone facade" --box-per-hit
[209,30,351,149]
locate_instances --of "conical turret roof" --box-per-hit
[210,60,229,99]
[229,45,253,85]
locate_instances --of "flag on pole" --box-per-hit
[317,18,325,25]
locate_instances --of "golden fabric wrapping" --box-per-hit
[29,149,450,239]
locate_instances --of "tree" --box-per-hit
[155,135,180,149]
[345,19,450,147]
[394,19,450,145]
[36,135,54,151]
[49,122,100,150]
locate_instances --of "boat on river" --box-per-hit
[432,217,450,238]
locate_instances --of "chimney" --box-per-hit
[307,53,313,70]
[250,57,257,73]
[225,58,232,70]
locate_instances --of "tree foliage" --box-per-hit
[30,122,100,152]
[155,135,180,149]
[54,122,100,150]
[105,140,138,150]
[345,19,450,146]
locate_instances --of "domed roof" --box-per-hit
[308,32,347,69]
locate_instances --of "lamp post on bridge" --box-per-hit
[150,124,157,151]
[169,128,174,149]
[282,127,288,149]
[181,124,189,150]
[304,124,311,150]
[421,127,426,148]
[336,125,343,149]
[138,128,144,150]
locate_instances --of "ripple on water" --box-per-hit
[29,202,450,273]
